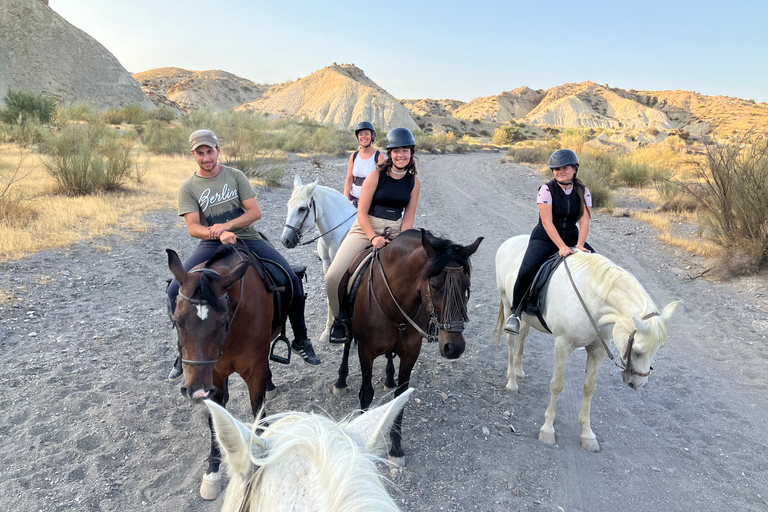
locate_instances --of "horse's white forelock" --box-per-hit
[569,252,666,344]
[221,410,400,512]
[287,183,332,209]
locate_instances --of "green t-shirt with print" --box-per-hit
[178,165,262,240]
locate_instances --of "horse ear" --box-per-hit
[294,175,302,188]
[219,261,250,290]
[343,388,414,453]
[205,400,268,477]
[305,179,318,195]
[167,249,186,285]
[459,236,484,259]
[661,300,683,322]
[632,315,649,332]
[420,229,437,259]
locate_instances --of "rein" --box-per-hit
[372,250,466,344]
[176,255,249,366]
[562,257,659,377]
[283,197,356,246]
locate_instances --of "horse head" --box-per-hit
[205,389,412,512]
[420,229,483,359]
[612,300,683,389]
[167,248,249,402]
[281,175,319,249]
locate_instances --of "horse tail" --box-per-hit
[494,301,505,347]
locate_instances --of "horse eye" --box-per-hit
[633,350,642,359]
[298,207,307,213]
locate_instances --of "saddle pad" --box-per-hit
[347,251,375,295]
[522,253,565,333]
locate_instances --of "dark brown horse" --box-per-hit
[167,245,276,501]
[333,228,483,467]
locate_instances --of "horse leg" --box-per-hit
[387,346,420,468]
[265,365,277,401]
[579,342,607,452]
[201,375,229,500]
[333,338,353,396]
[358,348,376,411]
[538,338,572,445]
[319,253,333,344]
[515,322,529,380]
[505,322,529,393]
[384,353,397,392]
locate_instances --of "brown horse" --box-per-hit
[167,245,276,501]
[333,229,482,467]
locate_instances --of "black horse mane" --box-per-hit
[189,245,238,312]
[420,230,473,278]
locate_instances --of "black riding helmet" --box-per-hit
[354,121,376,145]
[549,149,579,170]
[386,127,416,149]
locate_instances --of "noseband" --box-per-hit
[176,262,248,366]
[284,197,357,246]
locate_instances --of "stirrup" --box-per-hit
[329,319,349,344]
[270,335,291,364]
[503,315,520,335]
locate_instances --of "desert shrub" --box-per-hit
[473,119,481,125]
[103,103,151,125]
[578,167,613,209]
[579,149,616,184]
[615,157,651,187]
[712,250,759,279]
[414,130,467,154]
[43,124,140,195]
[665,135,687,147]
[493,124,526,145]
[141,120,188,155]
[0,117,48,146]
[53,101,99,125]
[479,130,491,137]
[463,130,479,138]
[559,128,591,153]
[310,125,349,156]
[152,107,178,122]
[0,152,35,226]
[646,126,660,137]
[506,142,557,165]
[0,88,57,124]
[678,135,768,265]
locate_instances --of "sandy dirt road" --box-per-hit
[1,152,767,511]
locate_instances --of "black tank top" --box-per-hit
[537,179,582,231]
[368,172,415,218]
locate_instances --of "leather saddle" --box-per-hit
[520,252,565,333]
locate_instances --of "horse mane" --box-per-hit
[422,230,473,278]
[287,182,338,209]
[568,251,659,321]
[225,411,400,512]
[188,245,237,312]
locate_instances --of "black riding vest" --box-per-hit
[368,171,415,221]
[534,179,583,234]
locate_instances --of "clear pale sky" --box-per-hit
[49,0,768,103]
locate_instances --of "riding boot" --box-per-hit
[329,317,349,344]
[503,315,521,336]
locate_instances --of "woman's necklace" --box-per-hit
[390,168,407,176]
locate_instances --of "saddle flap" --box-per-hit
[336,247,375,317]
[522,253,565,332]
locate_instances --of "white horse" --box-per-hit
[495,235,682,451]
[205,389,413,512]
[281,175,357,343]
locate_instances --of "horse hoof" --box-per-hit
[200,471,222,500]
[383,385,396,393]
[332,386,349,396]
[581,437,600,452]
[387,455,406,468]
[319,332,330,344]
[505,382,519,393]
[265,387,278,401]
[516,371,526,380]
[538,429,556,445]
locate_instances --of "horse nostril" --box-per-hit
[627,381,636,390]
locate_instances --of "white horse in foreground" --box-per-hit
[495,235,682,451]
[205,389,411,512]
[281,175,357,342]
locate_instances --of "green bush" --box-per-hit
[615,157,651,187]
[53,101,99,125]
[103,103,151,125]
[141,120,188,155]
[579,150,616,184]
[0,117,48,146]
[578,167,613,209]
[0,153,34,226]
[506,142,558,165]
[0,88,57,124]
[152,107,178,122]
[43,124,139,195]
[493,124,527,145]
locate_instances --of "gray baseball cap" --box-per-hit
[189,129,218,151]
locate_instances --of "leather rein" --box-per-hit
[562,257,659,377]
[371,249,466,345]
[176,253,249,366]
[283,197,357,246]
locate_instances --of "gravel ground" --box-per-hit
[1,152,767,512]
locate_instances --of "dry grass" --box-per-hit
[631,211,671,231]
[0,145,266,260]
[659,232,722,258]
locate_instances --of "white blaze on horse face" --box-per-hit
[196,304,209,321]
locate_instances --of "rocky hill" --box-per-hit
[400,98,465,117]
[238,64,418,131]
[452,87,546,123]
[0,0,153,109]
[132,68,270,113]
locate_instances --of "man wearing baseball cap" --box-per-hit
[165,129,321,381]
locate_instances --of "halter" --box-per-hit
[283,196,356,247]
[176,258,248,366]
[563,257,659,376]
[372,249,467,344]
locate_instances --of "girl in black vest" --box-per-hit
[504,149,595,335]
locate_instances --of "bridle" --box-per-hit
[283,196,356,247]
[372,250,468,344]
[176,259,248,367]
[563,257,659,377]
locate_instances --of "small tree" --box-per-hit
[0,88,57,124]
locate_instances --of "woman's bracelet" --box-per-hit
[370,235,379,243]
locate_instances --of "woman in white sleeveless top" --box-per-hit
[344,121,387,207]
